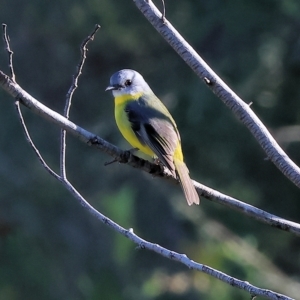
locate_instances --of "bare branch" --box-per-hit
[132,0,300,189]
[195,180,300,236]
[160,0,166,22]
[64,24,100,119]
[15,100,61,181]
[122,229,294,300]
[2,23,16,82]
[60,24,101,179]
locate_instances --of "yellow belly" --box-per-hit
[114,95,155,157]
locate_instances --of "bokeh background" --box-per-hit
[0,0,300,299]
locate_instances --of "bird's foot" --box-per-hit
[104,148,139,166]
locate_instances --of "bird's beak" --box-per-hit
[105,85,116,91]
[105,84,123,91]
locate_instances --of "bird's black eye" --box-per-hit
[124,79,132,87]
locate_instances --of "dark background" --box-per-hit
[0,0,300,299]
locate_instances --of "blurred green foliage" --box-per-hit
[0,0,300,299]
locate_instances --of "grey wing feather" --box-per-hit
[125,99,179,175]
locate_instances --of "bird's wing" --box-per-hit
[125,99,179,175]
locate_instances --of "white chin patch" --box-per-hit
[112,90,123,97]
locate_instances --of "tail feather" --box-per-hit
[174,159,200,205]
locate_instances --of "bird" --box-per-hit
[105,69,199,205]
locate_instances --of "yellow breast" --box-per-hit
[114,94,155,157]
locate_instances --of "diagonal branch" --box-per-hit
[132,0,300,189]
[15,101,61,181]
[1,70,300,237]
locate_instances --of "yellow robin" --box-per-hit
[106,69,199,205]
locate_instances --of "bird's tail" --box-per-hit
[174,159,200,206]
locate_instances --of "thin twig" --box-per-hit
[161,0,166,22]
[64,24,100,119]
[60,24,101,179]
[15,101,61,181]
[133,0,300,190]
[2,24,16,82]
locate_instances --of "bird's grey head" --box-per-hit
[105,69,152,97]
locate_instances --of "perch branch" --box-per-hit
[1,70,300,237]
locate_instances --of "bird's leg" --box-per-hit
[104,148,139,166]
[104,159,118,166]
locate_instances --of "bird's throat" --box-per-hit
[114,92,143,106]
